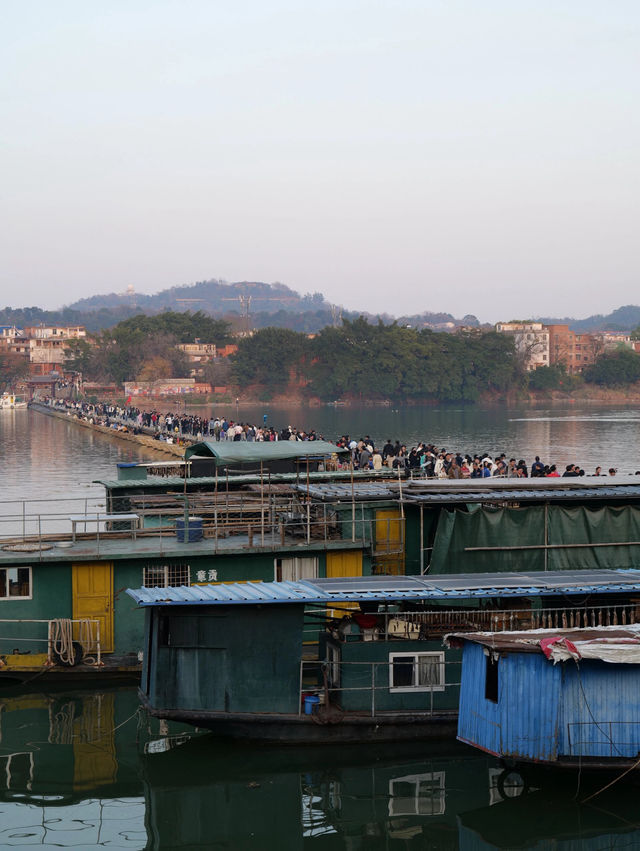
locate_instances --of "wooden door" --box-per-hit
[374,509,405,575]
[72,562,114,653]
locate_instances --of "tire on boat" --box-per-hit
[52,641,85,667]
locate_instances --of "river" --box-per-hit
[1,403,640,848]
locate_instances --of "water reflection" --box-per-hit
[1,687,640,848]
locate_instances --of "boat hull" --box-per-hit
[139,691,457,743]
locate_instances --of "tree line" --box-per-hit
[7,311,638,401]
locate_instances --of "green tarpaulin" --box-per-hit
[428,504,640,574]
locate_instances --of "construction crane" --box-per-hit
[221,295,253,336]
[221,293,297,335]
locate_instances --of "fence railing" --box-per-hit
[0,617,102,667]
[0,493,405,558]
[298,658,461,718]
[305,603,640,642]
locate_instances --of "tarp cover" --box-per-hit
[184,440,348,465]
[428,504,640,574]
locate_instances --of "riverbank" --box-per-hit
[29,402,187,459]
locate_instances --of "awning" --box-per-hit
[184,440,348,465]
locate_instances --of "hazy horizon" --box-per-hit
[3,1,639,323]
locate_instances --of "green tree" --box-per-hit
[0,351,30,391]
[583,348,640,386]
[231,328,308,390]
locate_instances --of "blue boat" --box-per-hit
[451,624,640,771]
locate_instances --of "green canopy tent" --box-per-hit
[184,440,348,469]
[184,440,351,545]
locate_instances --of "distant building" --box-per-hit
[494,322,549,371]
[596,332,634,351]
[545,324,599,374]
[176,341,238,378]
[0,325,86,377]
[124,379,211,397]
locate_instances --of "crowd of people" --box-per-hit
[336,437,628,478]
[38,397,637,477]
[38,398,324,445]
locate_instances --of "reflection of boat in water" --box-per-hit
[459,784,640,849]
[3,685,640,849]
[0,392,27,409]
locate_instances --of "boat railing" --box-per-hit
[297,658,461,718]
[306,602,640,642]
[0,617,102,668]
[0,491,405,557]
[566,721,640,757]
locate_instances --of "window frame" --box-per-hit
[0,566,32,600]
[142,563,190,589]
[388,651,445,693]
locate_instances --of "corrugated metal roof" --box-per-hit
[292,483,397,500]
[448,624,640,654]
[283,479,640,504]
[126,568,640,607]
[404,485,640,504]
[94,469,397,491]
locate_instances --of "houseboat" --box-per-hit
[4,444,640,683]
[450,623,640,773]
[0,441,376,682]
[127,569,640,743]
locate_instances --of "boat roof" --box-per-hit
[184,440,349,464]
[446,624,640,664]
[126,568,640,607]
[299,479,640,504]
[93,468,395,491]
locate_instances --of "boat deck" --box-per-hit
[0,530,364,564]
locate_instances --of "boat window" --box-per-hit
[485,654,499,703]
[143,562,190,588]
[389,652,445,692]
[0,567,31,599]
[388,772,445,816]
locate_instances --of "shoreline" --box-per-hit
[29,402,187,459]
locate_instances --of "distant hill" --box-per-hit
[536,305,640,333]
[69,279,330,316]
[64,279,479,334]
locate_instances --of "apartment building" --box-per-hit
[494,322,549,371]
[545,325,599,374]
[1,325,86,376]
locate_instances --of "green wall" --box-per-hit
[0,563,70,654]
[146,604,304,714]
[334,638,461,712]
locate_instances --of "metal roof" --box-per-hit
[283,479,640,504]
[94,469,396,491]
[127,568,640,607]
[292,483,397,500]
[184,440,348,464]
[403,484,640,505]
[447,624,640,654]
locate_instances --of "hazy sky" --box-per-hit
[2,1,639,322]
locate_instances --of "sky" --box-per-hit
[2,1,639,322]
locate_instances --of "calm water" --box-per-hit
[1,687,639,850]
[2,403,640,847]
